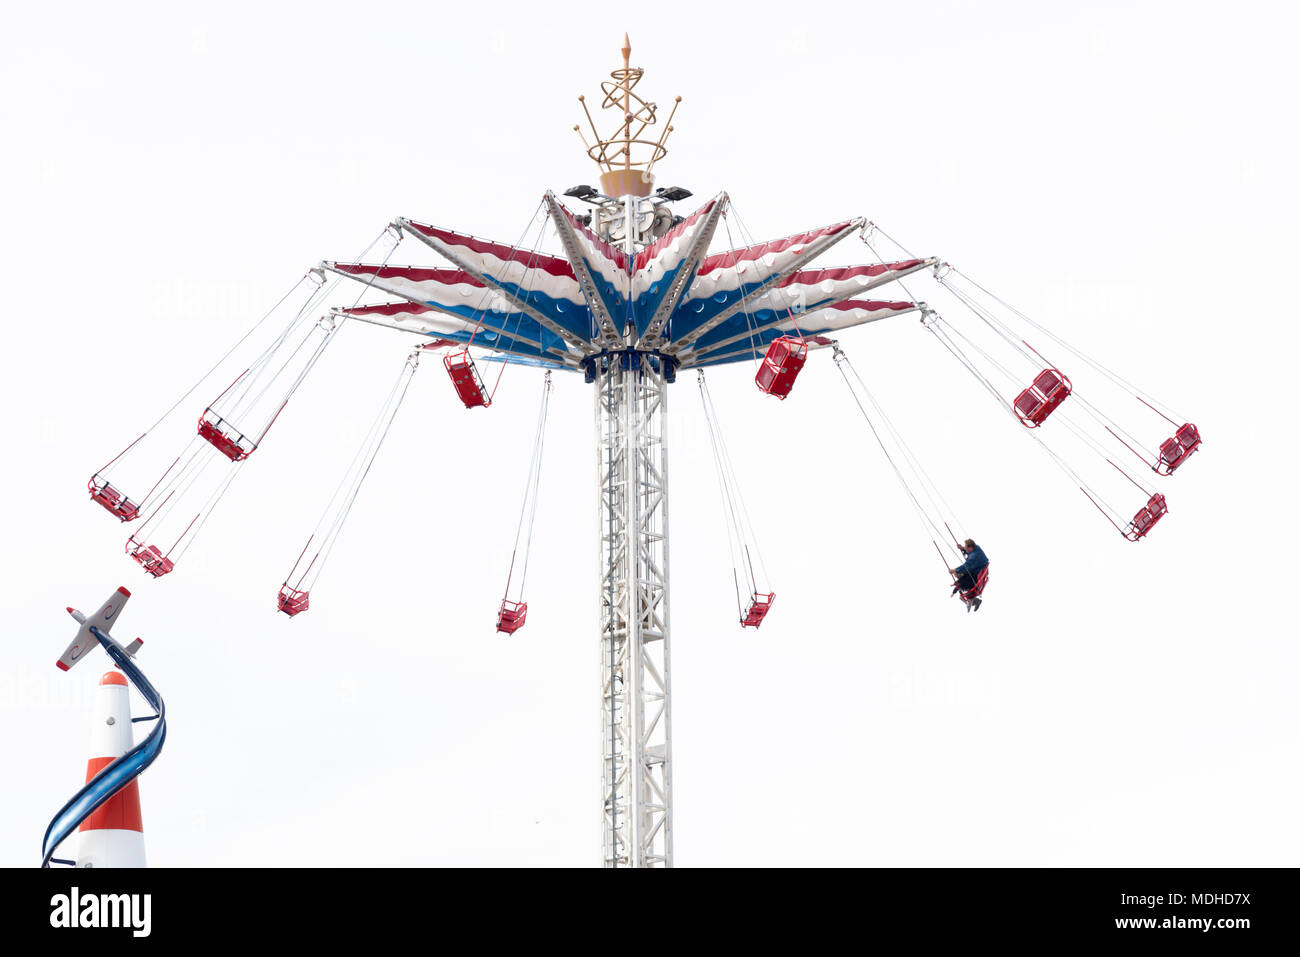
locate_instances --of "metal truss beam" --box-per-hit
[597,357,673,867]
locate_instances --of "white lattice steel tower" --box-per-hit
[596,341,673,866]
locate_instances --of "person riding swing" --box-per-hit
[949,538,989,612]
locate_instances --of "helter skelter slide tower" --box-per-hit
[314,38,945,867]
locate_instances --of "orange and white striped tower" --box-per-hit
[76,671,146,867]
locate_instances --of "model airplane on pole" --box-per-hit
[57,586,143,672]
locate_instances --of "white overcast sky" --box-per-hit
[2,0,1296,867]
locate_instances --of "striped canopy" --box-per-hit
[323,191,934,372]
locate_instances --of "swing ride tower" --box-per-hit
[595,351,673,867]
[88,35,1201,868]
[315,37,936,866]
[586,36,679,868]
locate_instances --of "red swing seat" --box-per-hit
[959,566,990,606]
[755,336,808,399]
[1155,423,1201,476]
[496,599,527,635]
[444,350,492,409]
[1013,368,1072,427]
[126,536,175,578]
[277,585,310,617]
[741,591,775,628]
[88,475,140,522]
[198,409,257,461]
[1125,493,1168,542]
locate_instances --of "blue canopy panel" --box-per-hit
[337,300,572,366]
[680,300,920,369]
[477,353,569,370]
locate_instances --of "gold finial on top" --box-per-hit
[573,35,682,197]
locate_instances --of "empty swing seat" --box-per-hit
[755,336,808,399]
[126,537,175,578]
[444,350,492,409]
[497,599,527,635]
[1012,368,1072,427]
[198,409,256,461]
[741,591,775,628]
[1155,423,1202,476]
[277,585,310,617]
[88,475,140,522]
[1125,493,1168,542]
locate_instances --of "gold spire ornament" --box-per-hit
[575,35,681,198]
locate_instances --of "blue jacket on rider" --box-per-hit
[954,544,988,579]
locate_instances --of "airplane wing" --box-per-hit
[56,587,130,672]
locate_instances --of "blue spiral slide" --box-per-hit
[40,626,166,868]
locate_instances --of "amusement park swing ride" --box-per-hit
[75,37,1201,867]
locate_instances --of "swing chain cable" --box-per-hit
[133,439,222,540]
[950,266,1188,424]
[928,288,1151,499]
[728,200,809,355]
[697,371,744,588]
[225,228,406,452]
[486,206,553,401]
[515,371,553,599]
[936,270,1054,374]
[170,460,246,565]
[212,222,394,424]
[283,535,314,593]
[134,449,184,513]
[288,348,419,594]
[936,269,1161,466]
[698,372,748,604]
[218,225,398,428]
[831,342,961,565]
[921,307,1019,418]
[116,231,397,564]
[869,229,1149,537]
[463,197,548,350]
[136,434,206,514]
[715,380,772,594]
[302,347,422,594]
[1024,426,1129,536]
[697,371,762,603]
[924,309,1133,537]
[223,271,341,415]
[95,262,343,481]
[834,341,967,554]
[502,371,554,603]
[704,372,772,593]
[1051,399,1155,484]
[720,208,767,369]
[872,225,1178,449]
[962,285,1166,470]
[228,310,331,423]
[136,269,324,444]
